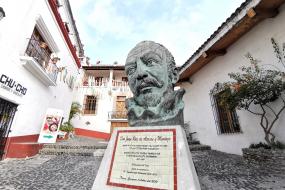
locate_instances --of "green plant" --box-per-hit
[271,141,285,149]
[219,39,285,146]
[59,121,74,133]
[249,141,285,150]
[249,142,271,149]
[68,102,81,121]
[60,102,81,133]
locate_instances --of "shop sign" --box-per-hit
[38,108,64,143]
[0,74,27,97]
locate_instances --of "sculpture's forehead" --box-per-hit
[126,42,165,63]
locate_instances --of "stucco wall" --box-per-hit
[181,4,285,155]
[72,86,113,134]
[0,0,79,137]
[72,68,131,134]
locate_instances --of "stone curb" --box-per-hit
[189,144,211,151]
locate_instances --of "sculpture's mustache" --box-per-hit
[136,77,163,94]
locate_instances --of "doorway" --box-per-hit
[115,96,127,116]
[0,97,17,160]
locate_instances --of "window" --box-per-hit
[24,27,60,84]
[20,16,60,86]
[25,27,52,70]
[121,77,128,87]
[64,22,70,33]
[122,77,128,82]
[83,96,97,114]
[210,83,241,134]
[95,77,103,86]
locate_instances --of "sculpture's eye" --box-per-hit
[144,58,158,66]
[126,66,136,76]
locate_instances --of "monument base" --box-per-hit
[92,125,201,190]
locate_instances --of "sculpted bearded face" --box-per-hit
[125,41,178,107]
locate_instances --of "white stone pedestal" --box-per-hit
[92,125,201,190]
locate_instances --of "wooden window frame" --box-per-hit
[83,95,97,115]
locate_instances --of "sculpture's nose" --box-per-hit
[136,58,148,80]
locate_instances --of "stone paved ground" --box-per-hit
[192,150,285,190]
[0,155,102,190]
[0,138,284,190]
[54,136,108,147]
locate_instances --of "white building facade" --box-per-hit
[72,65,132,139]
[0,0,84,159]
[179,0,285,155]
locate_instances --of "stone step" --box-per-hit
[42,144,107,150]
[39,148,105,157]
[189,144,211,151]
[188,140,200,145]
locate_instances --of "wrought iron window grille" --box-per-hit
[210,83,242,135]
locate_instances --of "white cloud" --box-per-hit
[86,0,135,39]
[69,0,245,66]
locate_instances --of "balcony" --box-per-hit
[112,80,128,87]
[82,77,130,92]
[108,111,128,121]
[82,77,109,87]
[21,34,59,86]
[20,56,58,86]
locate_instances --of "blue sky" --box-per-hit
[69,0,245,66]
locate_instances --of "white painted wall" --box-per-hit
[72,68,132,134]
[0,0,79,137]
[72,86,113,134]
[181,4,285,155]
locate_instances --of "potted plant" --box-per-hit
[59,102,81,140]
[59,121,74,140]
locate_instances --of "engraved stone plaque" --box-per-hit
[107,129,177,190]
[92,126,200,190]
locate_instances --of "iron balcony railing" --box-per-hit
[108,111,128,120]
[25,38,59,83]
[82,77,129,88]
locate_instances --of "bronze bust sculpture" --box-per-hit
[125,41,185,126]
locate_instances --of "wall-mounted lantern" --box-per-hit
[0,7,6,21]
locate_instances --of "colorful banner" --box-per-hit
[38,108,63,143]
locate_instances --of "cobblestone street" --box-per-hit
[0,155,102,190]
[192,150,285,190]
[0,146,284,189]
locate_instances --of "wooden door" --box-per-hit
[115,96,127,118]
[116,96,126,111]
[111,96,128,134]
